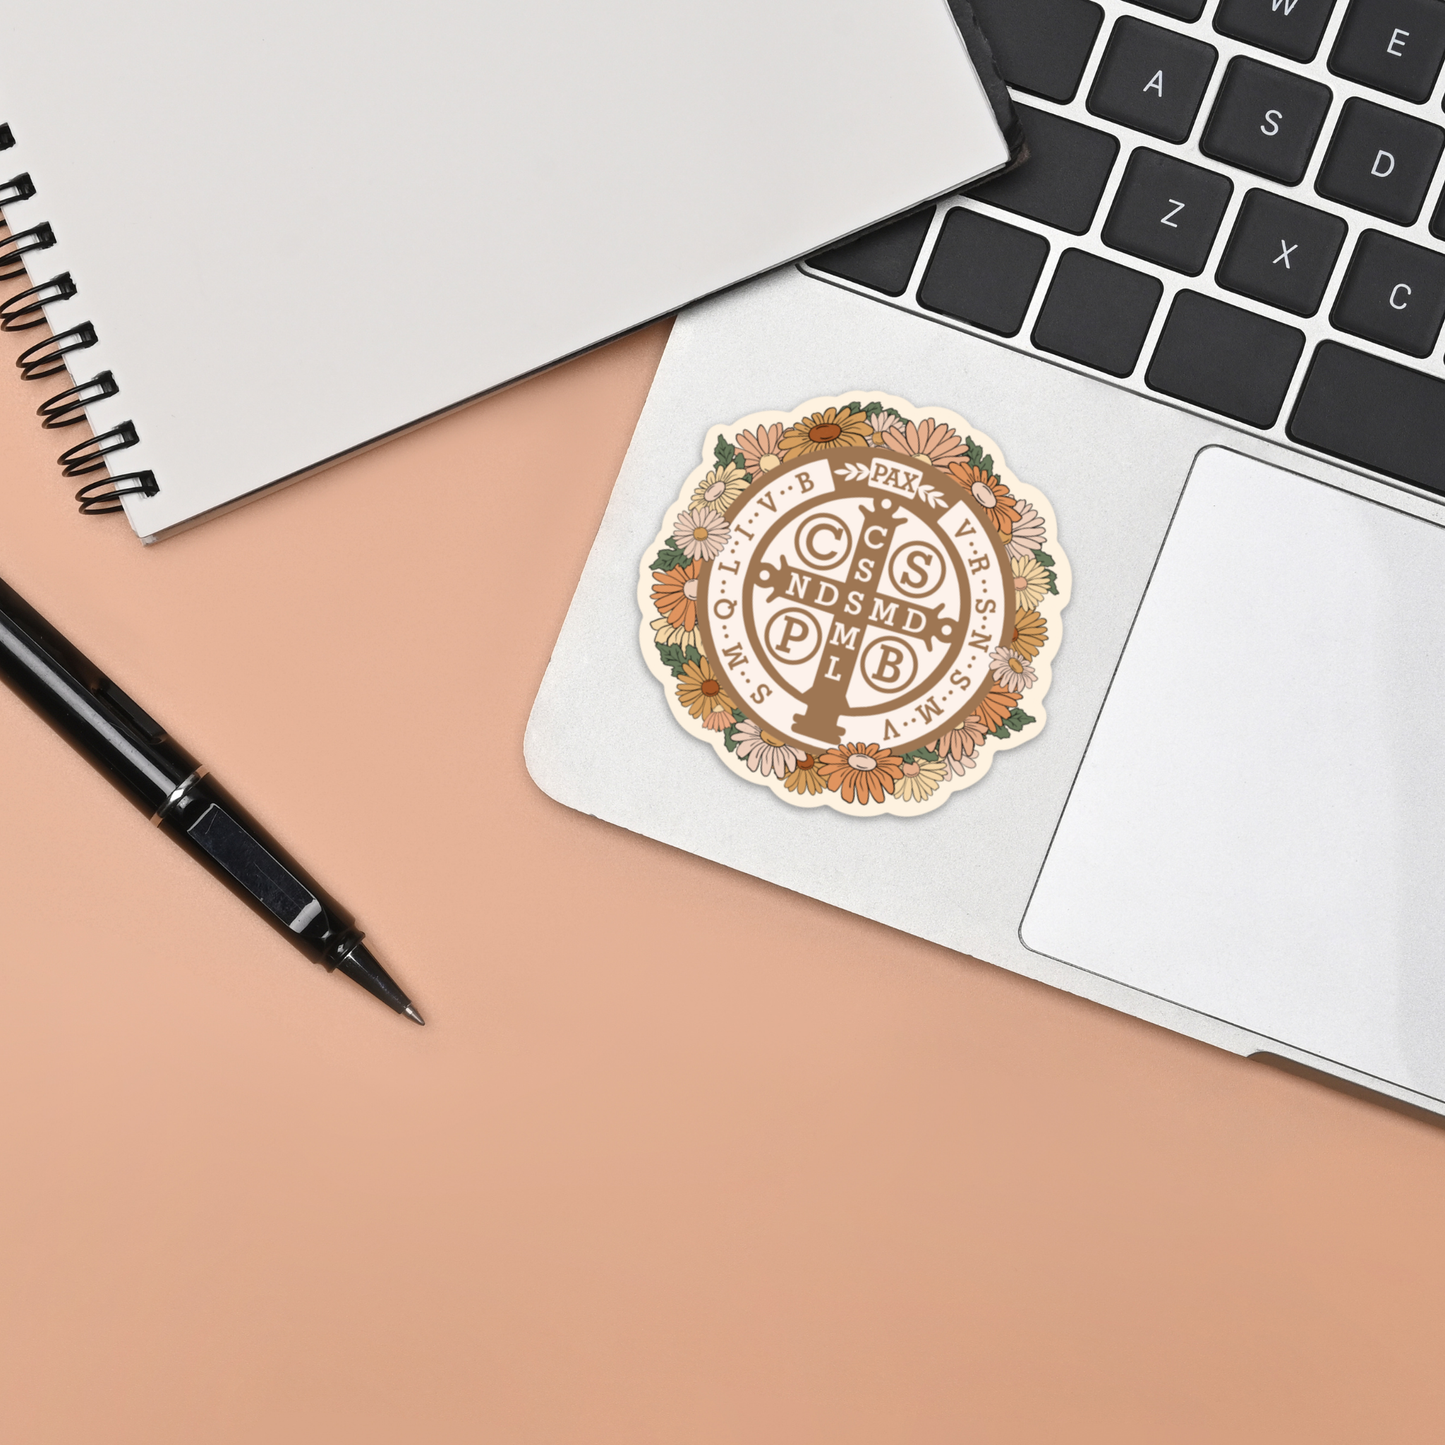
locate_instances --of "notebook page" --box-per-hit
[0,0,1008,537]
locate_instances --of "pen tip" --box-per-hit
[403,1005,426,1026]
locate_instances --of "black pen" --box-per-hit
[0,573,423,1023]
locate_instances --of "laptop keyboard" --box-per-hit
[801,0,1445,497]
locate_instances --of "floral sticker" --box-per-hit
[637,393,1070,817]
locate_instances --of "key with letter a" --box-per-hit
[1214,0,1340,63]
[1087,17,1218,143]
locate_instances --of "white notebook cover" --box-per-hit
[0,0,1009,539]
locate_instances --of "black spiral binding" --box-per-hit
[0,126,156,515]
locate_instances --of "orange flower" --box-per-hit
[675,657,734,719]
[650,560,701,633]
[783,753,826,795]
[1011,609,1048,660]
[971,684,1020,735]
[735,423,784,475]
[949,461,1021,538]
[816,742,903,805]
[881,416,968,469]
[779,407,872,458]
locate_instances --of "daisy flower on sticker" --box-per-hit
[701,703,736,731]
[894,756,948,804]
[779,407,872,458]
[817,742,903,805]
[651,560,701,633]
[882,416,968,469]
[735,423,784,476]
[1005,500,1047,560]
[972,685,1021,734]
[949,461,1021,538]
[675,657,734,719]
[1010,609,1048,661]
[867,411,902,446]
[1011,553,1051,610]
[650,615,700,653]
[989,647,1037,691]
[732,719,804,778]
[672,507,731,562]
[691,461,749,513]
[933,715,988,770]
[783,753,826,795]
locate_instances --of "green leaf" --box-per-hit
[965,436,983,468]
[863,400,883,418]
[885,407,903,421]
[1033,549,1055,568]
[656,642,686,675]
[723,724,741,752]
[732,707,746,722]
[683,644,701,666]
[902,745,941,764]
[713,435,737,468]
[990,706,1038,739]
[981,454,994,475]
[649,545,690,573]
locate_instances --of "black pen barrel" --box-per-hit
[0,576,420,1020]
[0,575,195,813]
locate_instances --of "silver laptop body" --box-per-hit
[529,0,1445,1116]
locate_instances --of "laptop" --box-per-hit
[0,0,1014,538]
[528,0,1445,1116]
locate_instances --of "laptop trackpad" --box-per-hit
[1022,447,1445,1101]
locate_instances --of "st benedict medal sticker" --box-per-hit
[637,394,1070,816]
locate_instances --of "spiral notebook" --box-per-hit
[0,1,1013,542]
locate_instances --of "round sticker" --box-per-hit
[638,394,1070,816]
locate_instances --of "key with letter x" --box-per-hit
[1215,189,1347,316]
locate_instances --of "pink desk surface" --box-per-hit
[2,319,1444,1444]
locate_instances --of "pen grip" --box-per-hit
[157,774,360,967]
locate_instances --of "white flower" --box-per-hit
[989,647,1037,691]
[732,718,804,778]
[941,747,979,778]
[672,507,731,561]
[1006,500,1048,560]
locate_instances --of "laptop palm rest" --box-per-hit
[1022,446,1445,1102]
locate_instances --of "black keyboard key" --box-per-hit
[917,208,1050,336]
[969,106,1119,235]
[967,0,1105,103]
[1215,189,1347,315]
[1315,97,1445,224]
[809,207,936,297]
[1146,291,1305,425]
[1199,57,1333,185]
[1329,0,1445,103]
[1331,229,1445,355]
[1131,0,1207,19]
[1215,0,1339,62]
[1032,250,1164,375]
[1102,148,1234,273]
[1288,342,1445,491]
[1433,186,1445,239]
[1087,18,1219,143]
